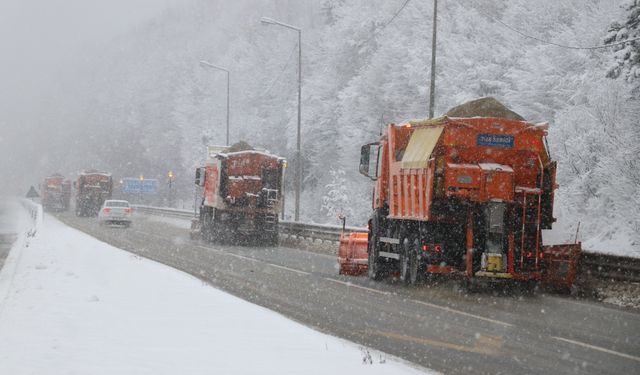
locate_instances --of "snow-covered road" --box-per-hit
[0,202,432,375]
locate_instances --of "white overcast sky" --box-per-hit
[0,0,184,112]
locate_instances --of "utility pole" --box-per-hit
[295,27,302,222]
[199,61,231,146]
[225,71,230,146]
[261,17,303,222]
[428,0,438,118]
[167,171,174,207]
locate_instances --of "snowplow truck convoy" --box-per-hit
[41,174,71,212]
[194,145,286,245]
[75,171,113,217]
[348,99,581,290]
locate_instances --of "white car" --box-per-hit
[98,200,133,227]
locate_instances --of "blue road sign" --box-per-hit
[142,179,158,193]
[123,178,158,194]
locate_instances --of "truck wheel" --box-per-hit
[269,232,279,246]
[462,278,474,293]
[368,244,383,280]
[408,238,421,284]
[399,235,409,284]
[368,216,384,281]
[399,234,419,285]
[200,211,212,242]
[522,280,539,295]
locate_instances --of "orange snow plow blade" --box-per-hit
[338,232,369,276]
[542,243,582,291]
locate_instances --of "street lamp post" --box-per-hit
[261,16,302,222]
[199,61,230,146]
[139,175,144,204]
[428,0,438,118]
[167,171,174,207]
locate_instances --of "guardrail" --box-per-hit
[133,205,194,219]
[131,205,363,242]
[133,205,640,283]
[580,252,640,283]
[279,221,364,243]
[20,199,43,228]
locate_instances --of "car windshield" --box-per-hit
[106,201,129,207]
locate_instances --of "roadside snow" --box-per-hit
[0,206,433,375]
[543,206,640,258]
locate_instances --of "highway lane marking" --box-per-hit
[325,278,513,328]
[224,251,310,275]
[196,245,224,254]
[130,229,155,237]
[267,263,311,276]
[547,296,640,318]
[225,252,255,261]
[197,245,310,276]
[133,230,325,275]
[324,278,391,295]
[368,330,503,355]
[409,299,514,328]
[552,336,640,363]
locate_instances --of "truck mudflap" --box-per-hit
[542,243,582,291]
[338,232,369,276]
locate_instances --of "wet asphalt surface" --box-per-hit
[53,210,640,375]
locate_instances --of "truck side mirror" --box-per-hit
[359,143,380,180]
[195,167,206,187]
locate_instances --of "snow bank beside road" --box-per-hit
[0,210,432,375]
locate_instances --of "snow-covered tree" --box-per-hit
[551,76,640,253]
[605,0,640,93]
[321,168,354,220]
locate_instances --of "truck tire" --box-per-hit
[399,229,420,285]
[368,241,382,280]
[408,237,421,284]
[200,210,212,242]
[367,212,384,281]
[268,232,279,246]
[398,236,413,285]
[262,231,278,246]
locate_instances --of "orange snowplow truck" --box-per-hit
[355,107,580,289]
[75,171,113,217]
[194,145,286,245]
[41,174,71,212]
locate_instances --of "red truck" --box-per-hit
[41,174,71,212]
[341,98,580,291]
[193,144,286,245]
[75,170,113,217]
